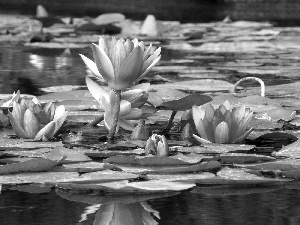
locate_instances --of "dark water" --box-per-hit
[1,185,300,225]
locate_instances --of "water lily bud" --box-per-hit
[145,138,157,155]
[130,119,149,140]
[181,123,193,141]
[156,135,169,157]
[145,134,169,156]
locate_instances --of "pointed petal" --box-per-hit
[23,109,40,139]
[110,40,127,77]
[79,54,104,81]
[8,111,29,138]
[233,128,253,144]
[11,102,22,124]
[124,39,134,57]
[143,44,152,61]
[192,134,212,144]
[116,46,144,90]
[53,105,66,121]
[86,76,109,106]
[214,122,230,143]
[119,100,132,117]
[139,55,161,79]
[103,111,113,131]
[53,111,68,136]
[142,47,161,72]
[34,121,56,140]
[92,44,115,85]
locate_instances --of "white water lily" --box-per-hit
[192,101,253,144]
[8,99,67,140]
[80,36,161,90]
[86,76,153,131]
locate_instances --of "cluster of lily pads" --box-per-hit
[1,35,300,215]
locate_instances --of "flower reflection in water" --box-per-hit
[93,202,159,225]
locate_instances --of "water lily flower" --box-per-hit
[145,134,169,156]
[86,76,154,131]
[192,101,253,144]
[8,99,67,140]
[80,36,161,90]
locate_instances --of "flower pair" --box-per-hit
[145,134,169,156]
[192,101,253,144]
[9,98,67,140]
[80,36,161,90]
[86,76,154,131]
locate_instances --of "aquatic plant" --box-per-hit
[145,134,169,156]
[192,101,253,144]
[86,77,153,131]
[80,36,161,139]
[8,98,67,140]
[130,119,149,140]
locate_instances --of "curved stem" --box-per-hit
[231,77,265,97]
[107,90,121,140]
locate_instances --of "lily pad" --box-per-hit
[213,153,276,164]
[196,167,288,185]
[246,159,300,171]
[0,157,62,175]
[9,184,52,193]
[56,179,195,193]
[273,139,300,158]
[104,153,203,165]
[0,172,80,185]
[116,160,221,174]
[53,162,106,172]
[44,147,92,163]
[157,93,212,111]
[178,144,255,154]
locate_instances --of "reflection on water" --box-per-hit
[0,44,89,96]
[1,185,300,225]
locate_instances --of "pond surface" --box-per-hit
[2,17,300,225]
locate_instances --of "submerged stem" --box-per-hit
[107,90,121,140]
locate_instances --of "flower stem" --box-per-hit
[107,90,121,140]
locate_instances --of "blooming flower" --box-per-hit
[80,36,161,90]
[86,76,154,131]
[192,101,253,144]
[8,99,67,140]
[145,134,169,156]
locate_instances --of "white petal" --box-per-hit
[86,76,109,104]
[192,134,212,144]
[80,54,104,81]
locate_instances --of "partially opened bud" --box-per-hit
[145,134,169,157]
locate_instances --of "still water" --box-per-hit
[1,186,300,224]
[1,43,300,225]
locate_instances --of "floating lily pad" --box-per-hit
[213,153,276,164]
[196,167,288,185]
[273,139,300,158]
[116,160,221,174]
[104,153,203,166]
[57,179,195,193]
[246,159,300,171]
[0,172,80,185]
[53,162,106,172]
[9,184,52,193]
[0,157,62,175]
[44,147,92,163]
[178,144,255,154]
[157,93,212,111]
